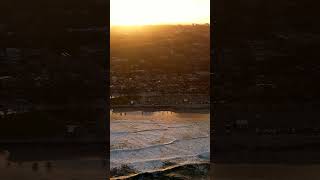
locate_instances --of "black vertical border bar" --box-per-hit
[210,0,215,165]
[106,0,111,179]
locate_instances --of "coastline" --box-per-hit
[111,104,210,113]
[111,162,210,180]
[110,108,210,179]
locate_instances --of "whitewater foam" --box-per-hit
[110,110,210,175]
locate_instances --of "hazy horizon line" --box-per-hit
[110,22,210,27]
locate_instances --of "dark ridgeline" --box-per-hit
[213,0,320,162]
[0,0,108,160]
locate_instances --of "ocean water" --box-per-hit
[110,110,210,177]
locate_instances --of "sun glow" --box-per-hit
[111,0,210,26]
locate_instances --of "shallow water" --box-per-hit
[110,110,210,176]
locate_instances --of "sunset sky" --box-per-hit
[111,0,210,26]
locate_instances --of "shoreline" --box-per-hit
[111,104,210,113]
[111,162,210,180]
